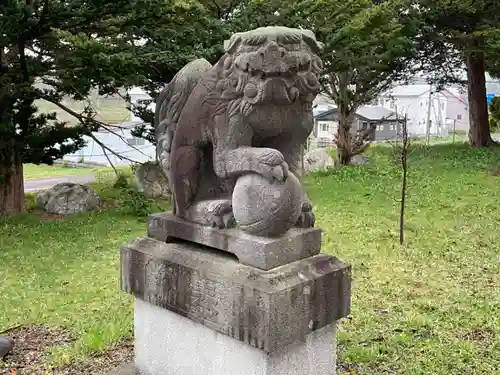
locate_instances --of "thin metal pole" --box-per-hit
[426,84,432,145]
[453,119,456,143]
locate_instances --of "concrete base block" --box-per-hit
[147,212,322,270]
[134,297,337,375]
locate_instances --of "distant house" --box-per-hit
[312,106,402,146]
[312,93,335,117]
[57,87,157,166]
[378,84,468,135]
[128,87,154,122]
[62,121,156,166]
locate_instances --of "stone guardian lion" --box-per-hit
[155,26,324,230]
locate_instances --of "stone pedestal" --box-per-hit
[109,235,351,375]
[148,212,322,270]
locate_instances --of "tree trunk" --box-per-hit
[337,104,352,165]
[0,151,25,216]
[466,50,494,147]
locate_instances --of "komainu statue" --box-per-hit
[155,26,324,235]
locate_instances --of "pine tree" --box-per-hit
[0,0,224,215]
[408,0,500,147]
[297,0,415,164]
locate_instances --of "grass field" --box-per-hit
[1,143,500,374]
[35,97,131,126]
[23,164,101,180]
[310,144,500,374]
[23,164,129,180]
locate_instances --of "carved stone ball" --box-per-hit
[232,172,302,237]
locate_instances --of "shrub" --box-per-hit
[92,169,159,217]
[118,185,156,217]
[489,117,499,132]
[112,172,157,217]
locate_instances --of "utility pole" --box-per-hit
[426,84,432,145]
[435,94,443,137]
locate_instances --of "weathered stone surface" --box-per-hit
[0,336,14,358]
[35,182,100,215]
[232,172,303,237]
[120,237,351,353]
[134,298,337,375]
[147,212,322,270]
[350,154,371,165]
[133,162,170,199]
[304,148,335,173]
[155,26,324,233]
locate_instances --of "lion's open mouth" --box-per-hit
[246,62,311,79]
[243,77,300,105]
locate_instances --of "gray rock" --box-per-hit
[35,183,100,215]
[120,237,351,353]
[148,212,322,270]
[154,26,323,235]
[350,154,371,165]
[303,148,336,172]
[133,162,170,199]
[0,336,14,358]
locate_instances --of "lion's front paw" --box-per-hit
[253,148,289,182]
[210,211,236,229]
[295,202,315,228]
[186,199,236,229]
[208,200,236,229]
[259,160,289,183]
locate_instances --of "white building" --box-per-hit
[62,87,157,166]
[63,121,156,166]
[378,84,469,136]
[312,93,335,117]
[128,87,155,122]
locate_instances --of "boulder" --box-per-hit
[350,154,371,165]
[133,162,170,199]
[35,183,100,215]
[303,148,336,173]
[0,336,14,358]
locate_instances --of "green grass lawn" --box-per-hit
[310,144,500,374]
[2,143,500,374]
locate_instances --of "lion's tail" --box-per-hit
[155,58,212,201]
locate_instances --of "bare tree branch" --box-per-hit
[99,123,150,158]
[87,132,139,164]
[35,90,142,163]
[398,114,409,245]
[101,144,118,176]
[36,89,151,158]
